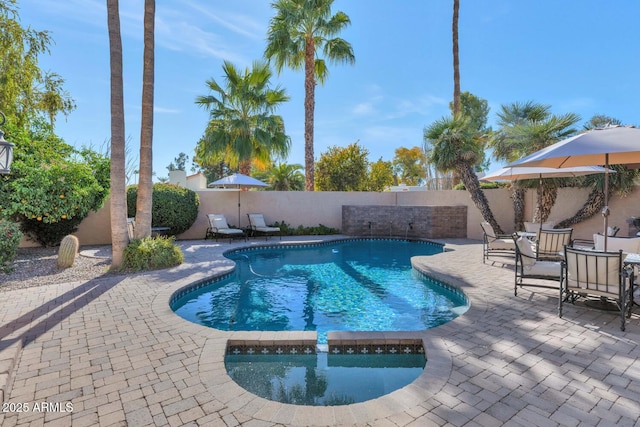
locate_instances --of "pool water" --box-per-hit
[225,352,426,406]
[172,239,468,343]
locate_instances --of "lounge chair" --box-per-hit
[513,235,562,296]
[480,222,515,263]
[205,214,246,243]
[535,228,573,261]
[247,213,281,240]
[560,246,633,331]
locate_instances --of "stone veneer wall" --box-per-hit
[342,205,467,239]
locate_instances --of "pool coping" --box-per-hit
[152,236,464,424]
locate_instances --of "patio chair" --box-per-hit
[535,228,573,261]
[127,218,135,240]
[204,214,246,243]
[480,222,515,263]
[524,221,555,233]
[513,235,563,296]
[560,246,633,331]
[247,213,281,240]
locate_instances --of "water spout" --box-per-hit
[405,222,413,239]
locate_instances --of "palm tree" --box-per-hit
[424,115,503,234]
[265,0,355,191]
[106,0,128,268]
[195,61,291,175]
[266,163,305,190]
[452,0,460,116]
[491,102,580,226]
[134,0,154,238]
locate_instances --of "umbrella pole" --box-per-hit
[238,191,241,228]
[538,174,543,237]
[603,154,610,251]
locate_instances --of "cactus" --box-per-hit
[57,235,79,269]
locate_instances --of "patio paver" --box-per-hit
[0,236,639,426]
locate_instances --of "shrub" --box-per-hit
[127,183,199,235]
[454,181,502,190]
[0,221,22,273]
[120,236,184,271]
[0,121,110,247]
[272,221,340,236]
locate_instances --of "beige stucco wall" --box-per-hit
[17,186,640,247]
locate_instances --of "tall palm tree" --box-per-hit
[106,0,128,268]
[265,0,355,191]
[452,0,460,116]
[134,0,154,239]
[424,115,503,234]
[195,61,291,175]
[491,101,580,226]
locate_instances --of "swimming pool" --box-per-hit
[171,238,468,343]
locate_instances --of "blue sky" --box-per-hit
[19,0,640,181]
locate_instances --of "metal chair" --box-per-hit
[513,235,562,296]
[480,222,515,263]
[536,228,573,261]
[560,246,633,331]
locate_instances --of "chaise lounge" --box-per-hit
[205,214,246,243]
[247,213,281,240]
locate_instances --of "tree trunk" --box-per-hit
[135,0,155,239]
[452,0,460,116]
[512,188,525,231]
[533,184,557,223]
[107,0,128,268]
[239,161,251,176]
[304,35,316,191]
[556,188,606,229]
[457,161,504,234]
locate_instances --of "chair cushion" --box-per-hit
[249,214,267,228]
[524,221,555,233]
[594,234,640,253]
[211,214,230,229]
[525,260,561,278]
[566,251,621,294]
[216,228,244,235]
[255,226,280,233]
[516,237,536,267]
[490,238,515,251]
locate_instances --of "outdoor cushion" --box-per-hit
[516,237,536,267]
[524,221,555,233]
[566,251,621,295]
[524,260,561,278]
[248,214,280,232]
[593,234,640,253]
[208,214,243,235]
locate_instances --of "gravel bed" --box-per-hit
[0,246,119,292]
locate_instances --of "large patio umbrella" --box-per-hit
[483,165,614,234]
[507,125,640,250]
[208,173,268,226]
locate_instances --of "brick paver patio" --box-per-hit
[0,237,638,426]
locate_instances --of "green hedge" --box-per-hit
[127,183,199,235]
[0,221,22,273]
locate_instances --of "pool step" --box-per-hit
[0,338,22,403]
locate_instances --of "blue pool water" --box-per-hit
[171,239,468,343]
[225,352,426,406]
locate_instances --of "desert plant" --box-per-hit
[127,183,199,236]
[0,221,22,273]
[120,236,184,271]
[57,234,79,269]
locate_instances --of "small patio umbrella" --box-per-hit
[483,165,614,234]
[208,173,268,226]
[507,125,640,250]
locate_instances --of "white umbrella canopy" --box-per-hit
[483,165,615,234]
[507,125,640,250]
[482,165,615,182]
[208,173,268,226]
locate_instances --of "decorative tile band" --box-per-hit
[226,339,426,357]
[327,343,425,356]
[226,343,317,356]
